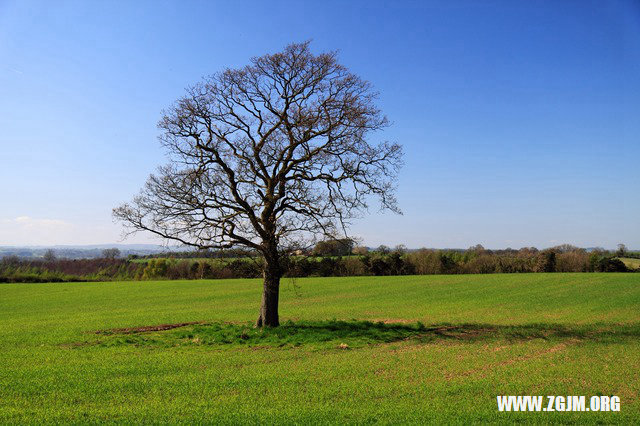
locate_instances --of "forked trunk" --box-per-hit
[256,254,281,327]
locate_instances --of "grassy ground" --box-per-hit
[619,257,640,270]
[1,273,639,424]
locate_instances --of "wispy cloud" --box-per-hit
[7,216,70,229]
[6,66,24,75]
[0,216,159,246]
[0,216,73,245]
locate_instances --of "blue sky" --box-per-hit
[1,0,638,249]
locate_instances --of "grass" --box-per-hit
[1,273,639,423]
[619,257,640,270]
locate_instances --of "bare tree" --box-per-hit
[114,42,402,327]
[43,249,56,262]
[616,243,627,257]
[102,248,121,259]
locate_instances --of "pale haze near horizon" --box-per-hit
[1,1,638,250]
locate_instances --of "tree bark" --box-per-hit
[256,251,281,327]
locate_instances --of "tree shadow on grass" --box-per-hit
[91,320,640,349]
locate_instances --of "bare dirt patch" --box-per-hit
[96,321,204,335]
[374,318,416,324]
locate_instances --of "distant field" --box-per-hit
[619,257,640,270]
[1,274,639,423]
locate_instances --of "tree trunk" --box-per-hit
[256,253,281,327]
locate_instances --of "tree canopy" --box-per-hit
[114,42,402,326]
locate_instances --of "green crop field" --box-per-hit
[1,273,639,424]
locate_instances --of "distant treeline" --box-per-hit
[0,257,139,283]
[0,244,636,283]
[0,246,169,260]
[139,248,258,260]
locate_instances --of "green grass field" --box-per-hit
[619,257,640,270]
[1,274,639,424]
